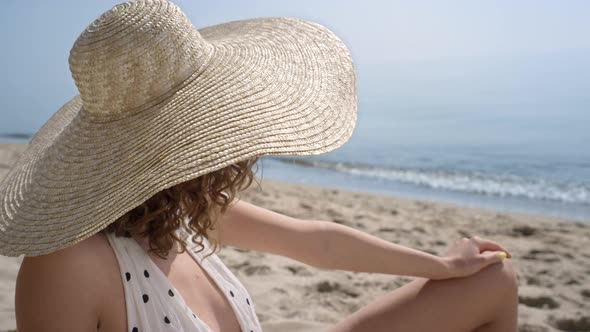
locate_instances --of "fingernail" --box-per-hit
[498,252,507,260]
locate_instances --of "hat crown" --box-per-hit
[68,0,213,117]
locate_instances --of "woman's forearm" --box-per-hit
[301,220,449,279]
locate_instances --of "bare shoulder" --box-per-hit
[16,231,123,332]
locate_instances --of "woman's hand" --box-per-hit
[438,235,512,279]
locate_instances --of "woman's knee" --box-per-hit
[326,260,520,332]
[502,258,519,285]
[479,258,519,297]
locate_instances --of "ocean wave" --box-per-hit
[0,133,32,139]
[272,157,590,205]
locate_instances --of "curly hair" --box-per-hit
[101,157,260,259]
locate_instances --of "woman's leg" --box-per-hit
[327,259,519,332]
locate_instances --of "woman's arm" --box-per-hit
[219,201,510,279]
[294,220,450,279]
[215,200,452,279]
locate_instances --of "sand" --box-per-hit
[1,142,589,332]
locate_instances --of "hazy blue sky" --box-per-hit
[1,0,589,134]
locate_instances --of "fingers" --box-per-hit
[479,250,507,266]
[469,236,512,258]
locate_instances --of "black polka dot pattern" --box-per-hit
[109,233,264,330]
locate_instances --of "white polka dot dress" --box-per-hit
[105,227,262,332]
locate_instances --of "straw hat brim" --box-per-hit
[0,17,357,257]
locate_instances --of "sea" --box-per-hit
[1,101,589,223]
[258,101,590,223]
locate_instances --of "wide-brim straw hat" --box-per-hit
[0,0,356,257]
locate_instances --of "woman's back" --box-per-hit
[16,228,261,332]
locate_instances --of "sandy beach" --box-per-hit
[1,142,589,332]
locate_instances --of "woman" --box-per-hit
[3,1,518,331]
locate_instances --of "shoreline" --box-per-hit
[260,175,590,226]
[1,143,589,331]
[259,157,590,223]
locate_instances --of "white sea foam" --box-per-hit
[275,157,590,205]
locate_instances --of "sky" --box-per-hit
[1,0,590,134]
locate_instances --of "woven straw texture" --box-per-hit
[0,0,357,257]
